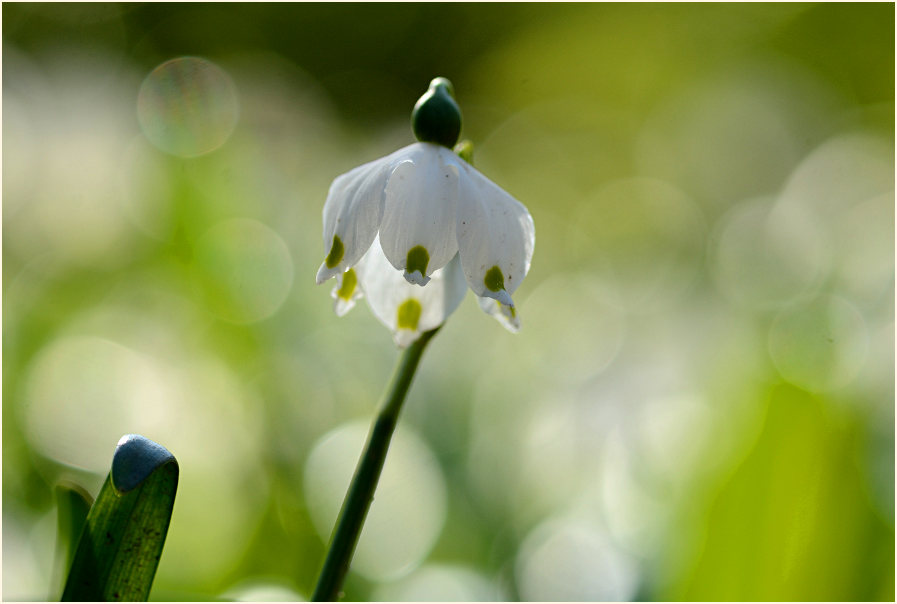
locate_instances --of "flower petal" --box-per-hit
[477,295,521,332]
[316,152,397,284]
[456,163,535,307]
[330,267,363,317]
[360,235,467,347]
[378,143,461,286]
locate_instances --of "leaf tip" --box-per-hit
[112,434,177,494]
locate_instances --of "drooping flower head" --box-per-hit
[316,78,535,346]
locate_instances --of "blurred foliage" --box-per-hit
[3,2,894,602]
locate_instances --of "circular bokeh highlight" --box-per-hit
[137,56,239,158]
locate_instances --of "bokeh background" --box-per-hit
[3,3,894,601]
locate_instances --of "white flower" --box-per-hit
[332,235,468,347]
[316,79,534,345]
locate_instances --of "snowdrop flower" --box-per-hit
[317,77,535,345]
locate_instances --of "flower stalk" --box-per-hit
[311,327,440,601]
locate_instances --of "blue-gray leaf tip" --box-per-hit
[111,434,177,493]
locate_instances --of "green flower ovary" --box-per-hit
[411,77,462,149]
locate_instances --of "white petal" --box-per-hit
[329,267,363,317]
[316,151,399,284]
[477,295,521,333]
[360,235,467,347]
[456,163,535,307]
[379,143,461,285]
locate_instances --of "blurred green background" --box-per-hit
[3,2,894,601]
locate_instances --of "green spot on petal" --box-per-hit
[325,235,344,269]
[397,298,422,331]
[484,265,505,292]
[337,268,357,301]
[406,245,430,277]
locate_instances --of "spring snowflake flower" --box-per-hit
[316,78,535,345]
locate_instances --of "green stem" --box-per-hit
[311,327,440,601]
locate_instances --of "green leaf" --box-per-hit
[61,434,179,602]
[53,483,93,597]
